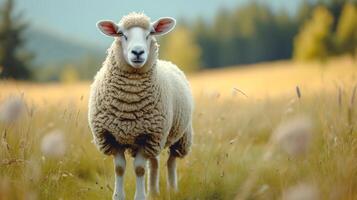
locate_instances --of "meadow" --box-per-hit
[0,57,356,200]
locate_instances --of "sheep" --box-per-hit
[88,12,194,200]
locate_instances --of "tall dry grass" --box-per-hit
[0,58,356,199]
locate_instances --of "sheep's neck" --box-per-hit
[109,56,156,80]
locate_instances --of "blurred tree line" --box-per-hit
[294,0,357,61]
[0,0,356,81]
[0,0,32,80]
[187,3,301,68]
[168,0,356,68]
[33,55,101,83]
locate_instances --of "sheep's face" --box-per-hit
[97,17,176,69]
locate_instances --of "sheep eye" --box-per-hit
[118,31,127,40]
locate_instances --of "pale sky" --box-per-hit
[1,0,304,45]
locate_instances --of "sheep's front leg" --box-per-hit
[113,150,126,200]
[134,150,147,200]
[167,154,178,191]
[149,156,160,195]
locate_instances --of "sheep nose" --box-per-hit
[131,50,145,57]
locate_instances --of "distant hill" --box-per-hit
[24,28,106,66]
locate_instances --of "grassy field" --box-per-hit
[0,57,357,200]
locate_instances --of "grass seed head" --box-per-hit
[296,86,301,99]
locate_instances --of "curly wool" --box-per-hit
[119,12,151,30]
[88,14,193,158]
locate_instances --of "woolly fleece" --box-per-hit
[88,13,193,158]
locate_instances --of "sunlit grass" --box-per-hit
[0,57,356,199]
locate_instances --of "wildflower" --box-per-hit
[272,115,313,157]
[25,158,42,182]
[282,182,319,200]
[0,96,26,123]
[41,130,66,158]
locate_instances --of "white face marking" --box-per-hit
[119,26,153,68]
[97,17,177,69]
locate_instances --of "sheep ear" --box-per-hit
[97,20,119,37]
[151,17,176,36]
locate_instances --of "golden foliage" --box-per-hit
[293,6,334,61]
[160,26,201,73]
[336,3,357,57]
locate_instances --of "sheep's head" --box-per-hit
[97,13,176,69]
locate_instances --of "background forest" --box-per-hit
[0,0,356,81]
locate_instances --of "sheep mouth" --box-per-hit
[131,59,144,64]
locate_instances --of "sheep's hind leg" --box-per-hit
[167,127,193,192]
[113,149,126,200]
[134,150,148,200]
[149,156,160,196]
[167,154,178,192]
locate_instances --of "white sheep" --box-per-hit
[88,12,193,200]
